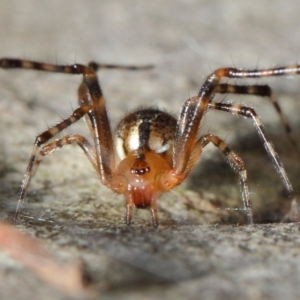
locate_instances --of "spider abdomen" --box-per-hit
[115,108,176,161]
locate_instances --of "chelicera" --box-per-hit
[0,58,295,227]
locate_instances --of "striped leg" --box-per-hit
[39,134,96,169]
[185,65,299,195]
[87,61,154,71]
[208,102,293,193]
[15,107,92,219]
[213,83,294,143]
[77,81,96,139]
[173,65,299,179]
[30,134,96,188]
[198,65,300,143]
[0,58,153,73]
[212,65,300,79]
[76,62,153,139]
[197,134,253,223]
[0,58,116,182]
[0,58,153,221]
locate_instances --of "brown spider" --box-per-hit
[0,58,295,227]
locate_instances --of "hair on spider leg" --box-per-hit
[0,57,297,227]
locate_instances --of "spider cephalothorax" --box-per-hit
[0,58,295,227]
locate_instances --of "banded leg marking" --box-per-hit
[213,83,294,144]
[208,102,293,193]
[198,134,253,224]
[15,106,92,219]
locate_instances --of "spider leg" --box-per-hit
[169,69,227,173]
[209,65,300,143]
[16,134,95,219]
[197,65,300,139]
[172,95,210,176]
[0,58,117,183]
[77,82,95,139]
[150,201,159,228]
[30,135,96,188]
[15,106,93,219]
[163,66,296,223]
[213,83,295,145]
[77,61,154,139]
[125,191,159,227]
[39,134,96,170]
[185,66,298,193]
[125,195,134,226]
[195,134,253,224]
[87,61,154,72]
[208,101,293,193]
[1,59,151,221]
[213,65,300,79]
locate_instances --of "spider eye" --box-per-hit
[130,161,150,175]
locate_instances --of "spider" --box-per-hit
[0,58,295,227]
